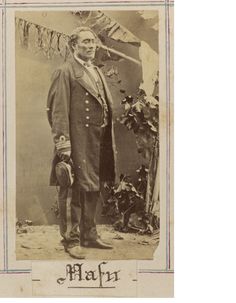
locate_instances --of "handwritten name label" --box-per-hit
[57,261,120,288]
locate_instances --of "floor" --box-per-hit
[16,224,159,260]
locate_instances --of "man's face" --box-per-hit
[73,31,96,61]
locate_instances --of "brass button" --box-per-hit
[86,116,90,120]
[85,124,89,127]
[85,92,89,96]
[85,108,90,112]
[59,135,66,142]
[85,100,89,104]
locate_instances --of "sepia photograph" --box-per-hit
[15,9,160,261]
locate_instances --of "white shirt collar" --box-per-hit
[74,53,93,68]
[74,53,100,83]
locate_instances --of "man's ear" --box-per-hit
[67,40,75,54]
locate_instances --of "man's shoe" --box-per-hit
[81,239,113,249]
[65,245,86,259]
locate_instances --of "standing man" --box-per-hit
[47,27,116,259]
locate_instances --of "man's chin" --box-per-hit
[76,52,95,62]
[88,54,95,60]
[81,55,95,61]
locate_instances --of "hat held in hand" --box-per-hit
[55,160,74,187]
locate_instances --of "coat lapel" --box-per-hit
[69,57,114,109]
[70,58,103,106]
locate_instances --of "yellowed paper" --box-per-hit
[0,0,174,297]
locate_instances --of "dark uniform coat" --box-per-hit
[47,56,116,191]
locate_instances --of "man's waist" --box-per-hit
[70,115,110,127]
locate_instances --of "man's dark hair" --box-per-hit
[68,26,98,53]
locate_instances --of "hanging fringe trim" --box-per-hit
[15,17,70,61]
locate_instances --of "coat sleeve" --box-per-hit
[47,67,71,153]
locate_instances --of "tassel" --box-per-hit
[22,20,30,48]
[56,33,61,53]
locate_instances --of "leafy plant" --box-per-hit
[102,167,157,234]
[119,90,159,161]
[118,89,160,230]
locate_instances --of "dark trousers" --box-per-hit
[58,185,99,248]
[58,126,111,248]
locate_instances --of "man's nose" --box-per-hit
[88,41,96,48]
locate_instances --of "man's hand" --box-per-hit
[58,150,71,162]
